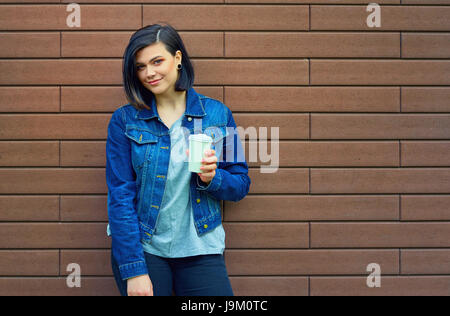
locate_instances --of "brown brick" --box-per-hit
[0,60,122,85]
[225,249,399,275]
[0,250,59,276]
[0,168,106,194]
[311,5,450,31]
[223,223,309,248]
[234,114,309,140]
[0,32,59,57]
[248,168,309,194]
[402,87,450,113]
[143,5,309,30]
[193,59,308,85]
[224,195,398,221]
[61,87,127,112]
[225,86,400,112]
[402,250,450,274]
[401,141,450,167]
[245,141,399,167]
[403,33,450,58]
[60,86,222,112]
[60,195,107,221]
[227,0,400,3]
[226,32,399,58]
[229,276,308,296]
[311,168,450,194]
[0,5,140,31]
[0,277,119,296]
[310,276,450,296]
[0,141,59,166]
[0,87,59,112]
[0,114,109,139]
[403,0,450,4]
[0,195,59,221]
[311,60,450,85]
[311,223,450,248]
[402,195,450,221]
[60,250,111,276]
[311,114,450,139]
[0,223,110,248]
[61,31,223,58]
[60,141,105,167]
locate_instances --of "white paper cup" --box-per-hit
[188,134,213,173]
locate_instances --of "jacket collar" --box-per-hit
[135,87,206,120]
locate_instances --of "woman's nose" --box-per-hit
[146,65,156,77]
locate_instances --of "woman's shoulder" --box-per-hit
[196,93,232,117]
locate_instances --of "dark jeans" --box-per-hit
[111,251,234,296]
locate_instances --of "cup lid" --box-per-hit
[189,134,213,142]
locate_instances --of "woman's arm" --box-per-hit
[106,107,149,280]
[196,108,251,202]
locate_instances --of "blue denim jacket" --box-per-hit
[105,87,251,280]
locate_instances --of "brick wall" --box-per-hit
[0,0,449,296]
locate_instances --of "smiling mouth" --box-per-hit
[148,79,162,84]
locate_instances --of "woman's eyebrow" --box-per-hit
[136,56,163,65]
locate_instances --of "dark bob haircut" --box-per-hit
[122,23,195,110]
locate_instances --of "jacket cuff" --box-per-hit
[196,169,222,192]
[119,260,148,280]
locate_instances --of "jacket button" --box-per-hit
[204,224,208,229]
[188,117,192,121]
[196,198,201,203]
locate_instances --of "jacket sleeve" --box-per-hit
[106,107,148,280]
[196,107,251,202]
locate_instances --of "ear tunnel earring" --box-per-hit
[177,64,182,70]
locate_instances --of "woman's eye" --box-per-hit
[154,59,162,65]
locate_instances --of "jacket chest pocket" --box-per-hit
[125,126,158,172]
[203,125,229,159]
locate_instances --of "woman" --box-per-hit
[105,23,251,296]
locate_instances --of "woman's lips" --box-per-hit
[148,79,161,85]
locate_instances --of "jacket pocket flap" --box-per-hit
[204,126,229,143]
[125,127,158,144]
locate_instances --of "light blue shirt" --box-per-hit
[142,114,225,258]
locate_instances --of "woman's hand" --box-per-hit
[127,274,153,296]
[186,149,217,185]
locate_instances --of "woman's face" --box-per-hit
[135,42,181,95]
